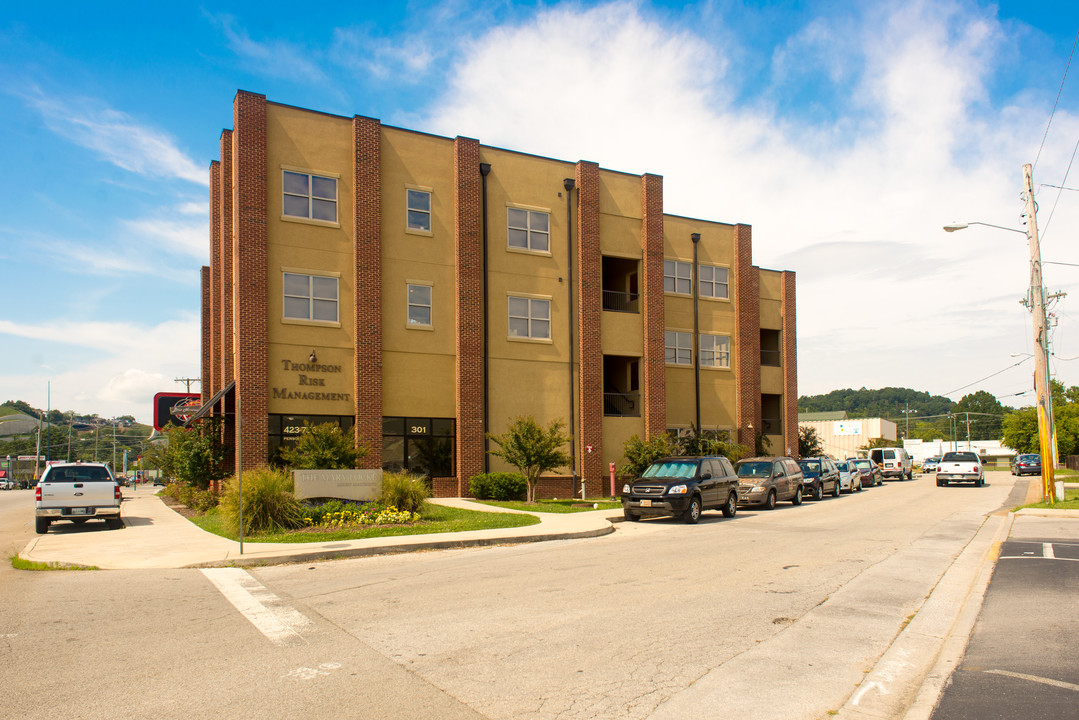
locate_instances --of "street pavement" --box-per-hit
[14,477,1079,719]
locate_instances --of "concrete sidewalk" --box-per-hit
[19,485,620,569]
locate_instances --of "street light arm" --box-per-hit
[943,221,1027,235]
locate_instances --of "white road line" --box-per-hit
[985,669,1079,692]
[201,568,312,646]
[1043,542,1056,559]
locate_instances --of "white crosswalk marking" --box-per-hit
[202,568,313,646]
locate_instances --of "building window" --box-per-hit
[700,265,729,299]
[700,334,731,368]
[283,171,337,222]
[664,260,692,294]
[283,273,339,322]
[665,331,692,365]
[407,283,432,327]
[407,189,431,232]
[507,208,549,252]
[508,296,550,339]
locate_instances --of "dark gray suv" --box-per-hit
[621,456,740,524]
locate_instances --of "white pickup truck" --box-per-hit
[35,462,123,534]
[935,451,984,487]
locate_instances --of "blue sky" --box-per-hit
[2,0,1078,424]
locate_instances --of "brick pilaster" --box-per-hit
[782,271,798,457]
[640,173,666,438]
[219,130,235,389]
[734,224,761,449]
[455,137,484,493]
[576,161,603,487]
[200,266,211,406]
[232,91,268,473]
[353,116,383,468]
[209,160,221,401]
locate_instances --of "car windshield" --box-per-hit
[941,452,978,462]
[835,461,849,471]
[43,466,112,482]
[851,459,869,468]
[737,461,773,477]
[642,460,698,479]
[798,461,821,474]
[1019,454,1040,462]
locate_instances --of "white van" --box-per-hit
[869,447,913,481]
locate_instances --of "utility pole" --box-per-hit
[174,377,200,392]
[1023,163,1058,504]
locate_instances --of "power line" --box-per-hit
[1033,27,1079,171]
[940,357,1032,397]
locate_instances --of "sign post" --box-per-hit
[609,461,616,498]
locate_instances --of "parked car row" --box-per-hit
[620,453,895,524]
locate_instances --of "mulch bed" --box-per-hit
[159,495,200,519]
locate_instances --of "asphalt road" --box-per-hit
[0,473,1026,719]
[930,533,1079,720]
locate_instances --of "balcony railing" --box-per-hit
[604,392,640,417]
[602,290,640,313]
[761,417,781,434]
[760,349,782,367]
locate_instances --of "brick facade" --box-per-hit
[734,224,762,448]
[219,129,235,389]
[640,173,666,439]
[454,137,484,493]
[232,91,269,473]
[208,160,221,401]
[575,161,604,489]
[352,116,383,469]
[200,266,211,406]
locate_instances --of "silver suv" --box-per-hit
[735,457,804,510]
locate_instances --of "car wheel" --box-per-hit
[764,490,777,511]
[832,480,841,497]
[721,492,737,518]
[35,517,50,534]
[623,508,640,522]
[683,495,702,524]
[811,483,823,501]
[792,486,803,506]
[856,478,863,492]
[106,518,124,530]
[937,479,947,487]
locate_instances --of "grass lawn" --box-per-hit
[475,498,622,513]
[189,502,541,543]
[1018,487,1079,511]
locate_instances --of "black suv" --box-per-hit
[621,456,739,524]
[797,456,841,500]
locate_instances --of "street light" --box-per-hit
[944,163,1059,503]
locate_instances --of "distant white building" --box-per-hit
[903,438,1013,464]
[798,412,896,459]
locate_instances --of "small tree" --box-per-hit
[487,417,572,503]
[157,421,229,490]
[798,426,823,457]
[278,422,370,469]
[621,434,677,477]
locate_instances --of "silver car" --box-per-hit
[834,460,863,493]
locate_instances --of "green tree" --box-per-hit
[157,421,229,490]
[798,425,823,456]
[953,391,1007,440]
[278,422,370,469]
[1002,381,1079,458]
[487,417,572,503]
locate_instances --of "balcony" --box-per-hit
[604,392,640,417]
[602,289,640,313]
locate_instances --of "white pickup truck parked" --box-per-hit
[935,451,985,487]
[35,462,123,534]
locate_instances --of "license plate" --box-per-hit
[70,507,88,515]
[640,499,652,507]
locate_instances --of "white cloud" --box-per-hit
[16,86,207,186]
[210,13,328,85]
[423,0,1079,402]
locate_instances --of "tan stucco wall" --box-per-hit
[265,104,355,416]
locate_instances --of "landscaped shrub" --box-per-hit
[299,499,419,527]
[469,472,527,501]
[219,467,305,535]
[379,471,429,514]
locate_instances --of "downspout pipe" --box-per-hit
[481,162,492,473]
[692,233,701,434]
[564,177,577,488]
